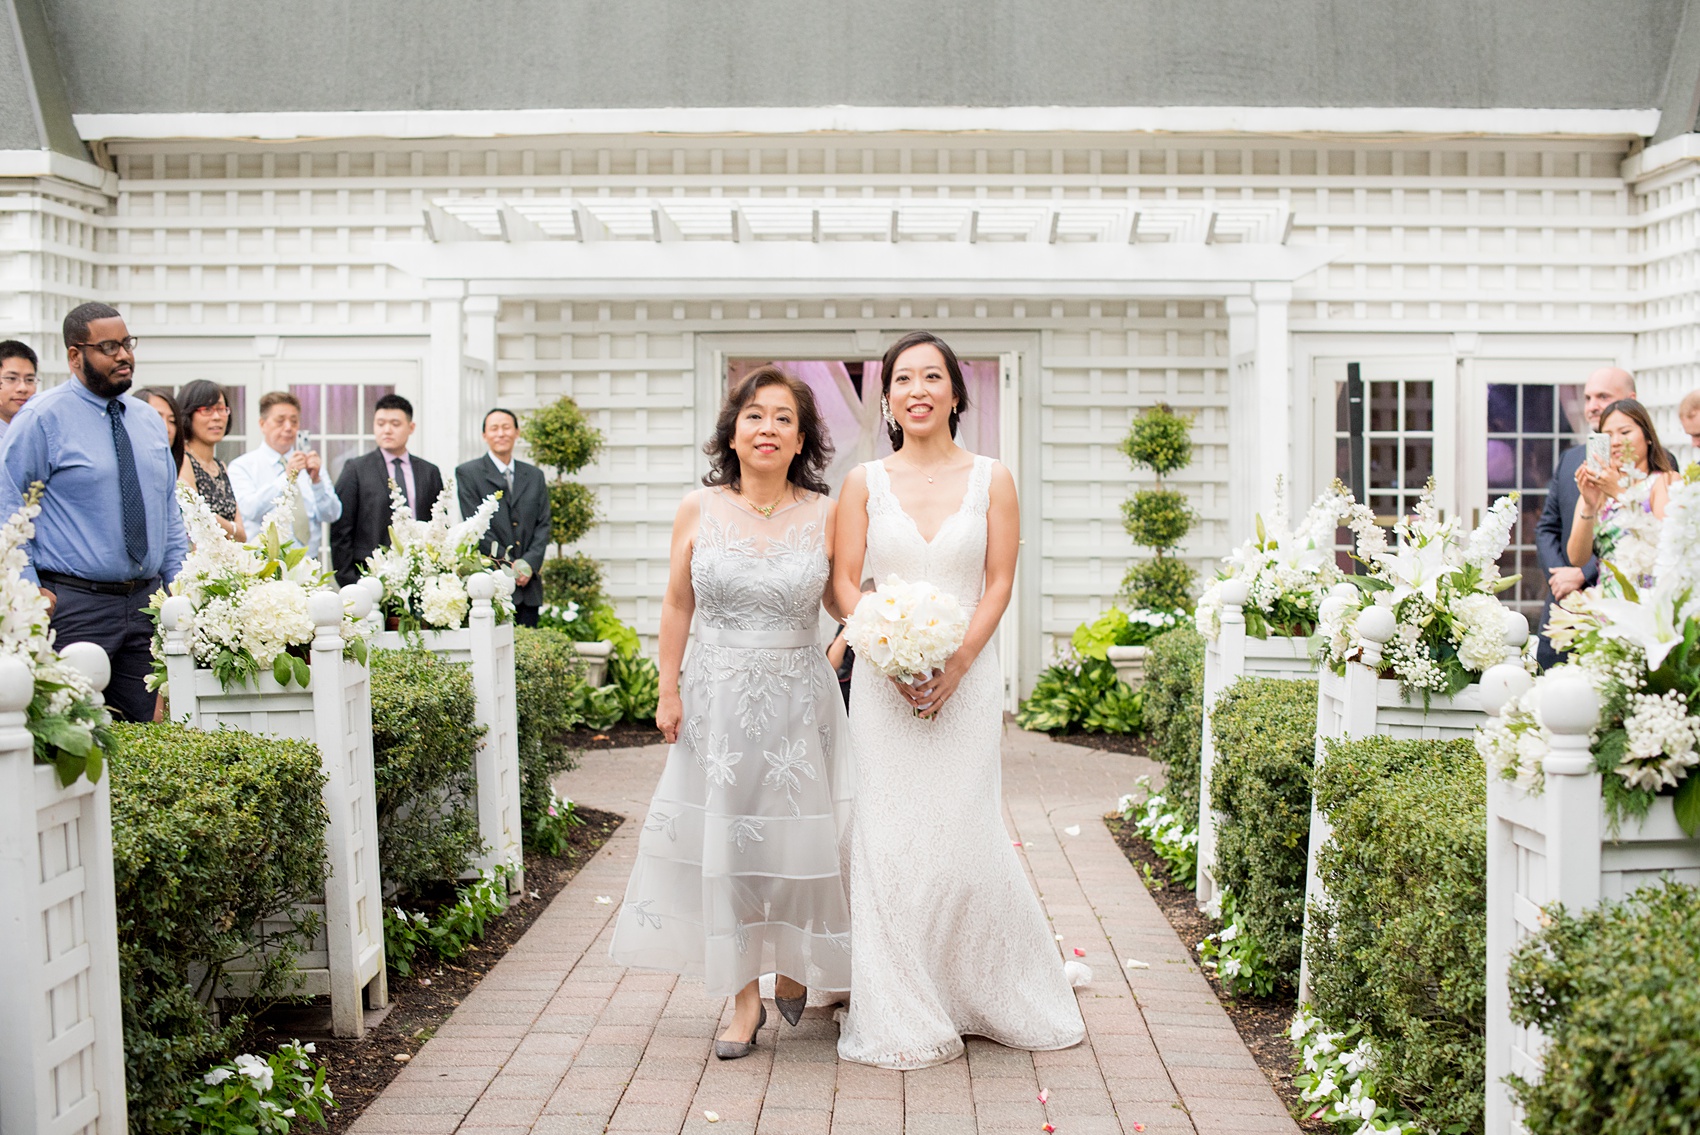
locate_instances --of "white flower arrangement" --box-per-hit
[1317,482,1523,695]
[1481,472,1700,831]
[363,475,513,631]
[1195,480,1353,640]
[150,473,369,690]
[842,575,970,684]
[1290,1009,1421,1135]
[0,483,115,785]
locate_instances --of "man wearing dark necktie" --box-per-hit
[330,393,444,587]
[0,303,188,722]
[456,408,551,626]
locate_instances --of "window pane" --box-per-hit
[325,438,359,484]
[1522,385,1555,433]
[1486,438,1517,488]
[226,386,248,434]
[1335,381,1350,433]
[1404,381,1434,432]
[1404,440,1433,487]
[1369,439,1400,489]
[363,384,395,423]
[1370,493,1400,519]
[290,385,322,433]
[1487,384,1517,433]
[325,385,360,436]
[1336,437,1354,483]
[1522,438,1555,488]
[1369,382,1399,432]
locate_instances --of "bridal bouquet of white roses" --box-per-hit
[362,476,512,631]
[1479,472,1700,831]
[843,575,970,685]
[150,473,369,691]
[1316,481,1523,695]
[1,484,117,785]
[1195,479,1353,640]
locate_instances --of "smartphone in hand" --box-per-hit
[293,428,313,455]
[1585,431,1611,472]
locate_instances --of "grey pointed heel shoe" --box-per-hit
[714,1004,767,1061]
[774,988,807,1026]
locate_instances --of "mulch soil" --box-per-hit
[1104,815,1328,1132]
[1043,729,1147,756]
[560,719,667,751]
[245,806,624,1134]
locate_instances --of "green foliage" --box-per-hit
[1507,881,1700,1135]
[1121,776,1197,886]
[1121,490,1196,550]
[1306,735,1486,1134]
[541,551,607,611]
[572,683,626,731]
[1070,606,1184,658]
[1016,655,1142,734]
[427,867,512,959]
[1198,889,1280,998]
[175,1042,336,1134]
[1209,677,1321,982]
[610,653,661,722]
[531,788,586,857]
[1141,627,1206,826]
[109,724,329,1133]
[384,906,431,978]
[1121,555,1197,612]
[1121,403,1195,476]
[522,396,604,476]
[549,480,601,548]
[514,627,585,837]
[369,648,487,899]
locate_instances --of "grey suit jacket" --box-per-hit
[456,455,551,607]
[1534,444,1597,663]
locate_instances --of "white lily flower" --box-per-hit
[1594,587,1687,672]
[1373,539,1460,606]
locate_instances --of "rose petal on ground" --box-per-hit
[1054,933,1065,941]
[704,1109,721,1122]
[1037,1088,1050,1104]
[1012,841,1023,847]
[1073,948,1086,957]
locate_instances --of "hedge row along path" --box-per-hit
[349,728,1298,1135]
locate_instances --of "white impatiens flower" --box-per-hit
[1617,690,1700,792]
[233,1053,275,1092]
[203,1066,235,1085]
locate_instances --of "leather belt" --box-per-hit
[37,569,159,597]
[695,625,820,650]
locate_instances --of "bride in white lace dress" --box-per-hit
[610,367,852,1059]
[831,332,1086,1069]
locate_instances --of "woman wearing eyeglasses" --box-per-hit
[176,379,246,542]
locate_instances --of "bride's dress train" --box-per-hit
[837,455,1085,1070]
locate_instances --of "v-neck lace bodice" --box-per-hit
[862,455,992,605]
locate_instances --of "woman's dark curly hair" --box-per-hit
[703,366,834,495]
[879,330,970,451]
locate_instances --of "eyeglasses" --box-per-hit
[0,374,37,387]
[74,337,139,357]
[194,404,231,416]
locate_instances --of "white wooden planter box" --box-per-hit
[575,639,613,687]
[0,650,127,1135]
[160,591,386,1038]
[1196,589,1317,910]
[1296,605,1527,1001]
[375,577,524,892]
[1105,644,1149,688]
[1484,672,1700,1135]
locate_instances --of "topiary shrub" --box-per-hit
[369,647,486,898]
[1120,403,1198,610]
[1209,676,1320,981]
[524,394,607,598]
[541,550,607,612]
[109,723,328,1133]
[1306,735,1486,1134]
[1508,880,1700,1133]
[1141,625,1206,826]
[514,626,585,835]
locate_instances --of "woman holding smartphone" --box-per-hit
[1569,398,1678,595]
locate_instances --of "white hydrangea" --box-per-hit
[1452,592,1510,672]
[240,580,315,668]
[1617,690,1700,792]
[420,572,470,628]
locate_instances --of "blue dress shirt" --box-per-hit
[0,378,188,585]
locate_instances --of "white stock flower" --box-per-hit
[1617,690,1700,792]
[1655,477,1700,597]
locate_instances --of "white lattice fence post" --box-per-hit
[466,573,524,892]
[0,648,128,1135]
[308,592,388,1036]
[1297,605,1395,1002]
[1196,577,1248,909]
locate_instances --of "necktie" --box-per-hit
[504,465,514,495]
[391,456,410,515]
[107,399,149,570]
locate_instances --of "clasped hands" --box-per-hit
[891,650,973,719]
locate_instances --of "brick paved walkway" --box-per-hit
[351,728,1299,1135]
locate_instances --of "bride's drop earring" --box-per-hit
[881,396,896,430]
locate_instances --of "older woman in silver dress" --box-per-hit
[609,366,852,1059]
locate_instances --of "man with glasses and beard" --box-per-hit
[0,302,187,723]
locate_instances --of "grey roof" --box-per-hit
[2,0,85,155]
[28,0,1693,119]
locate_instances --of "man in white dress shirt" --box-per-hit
[1674,389,1700,474]
[227,390,343,556]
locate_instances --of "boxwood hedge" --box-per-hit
[110,723,328,1133]
[1141,626,1205,826]
[1306,734,1487,1134]
[514,626,586,835]
[1209,676,1320,981]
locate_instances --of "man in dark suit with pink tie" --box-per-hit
[330,393,444,586]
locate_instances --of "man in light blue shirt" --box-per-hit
[227,390,343,557]
[0,303,187,722]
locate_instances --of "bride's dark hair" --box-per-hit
[703,366,834,494]
[879,331,971,451]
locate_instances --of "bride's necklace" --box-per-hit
[900,453,957,484]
